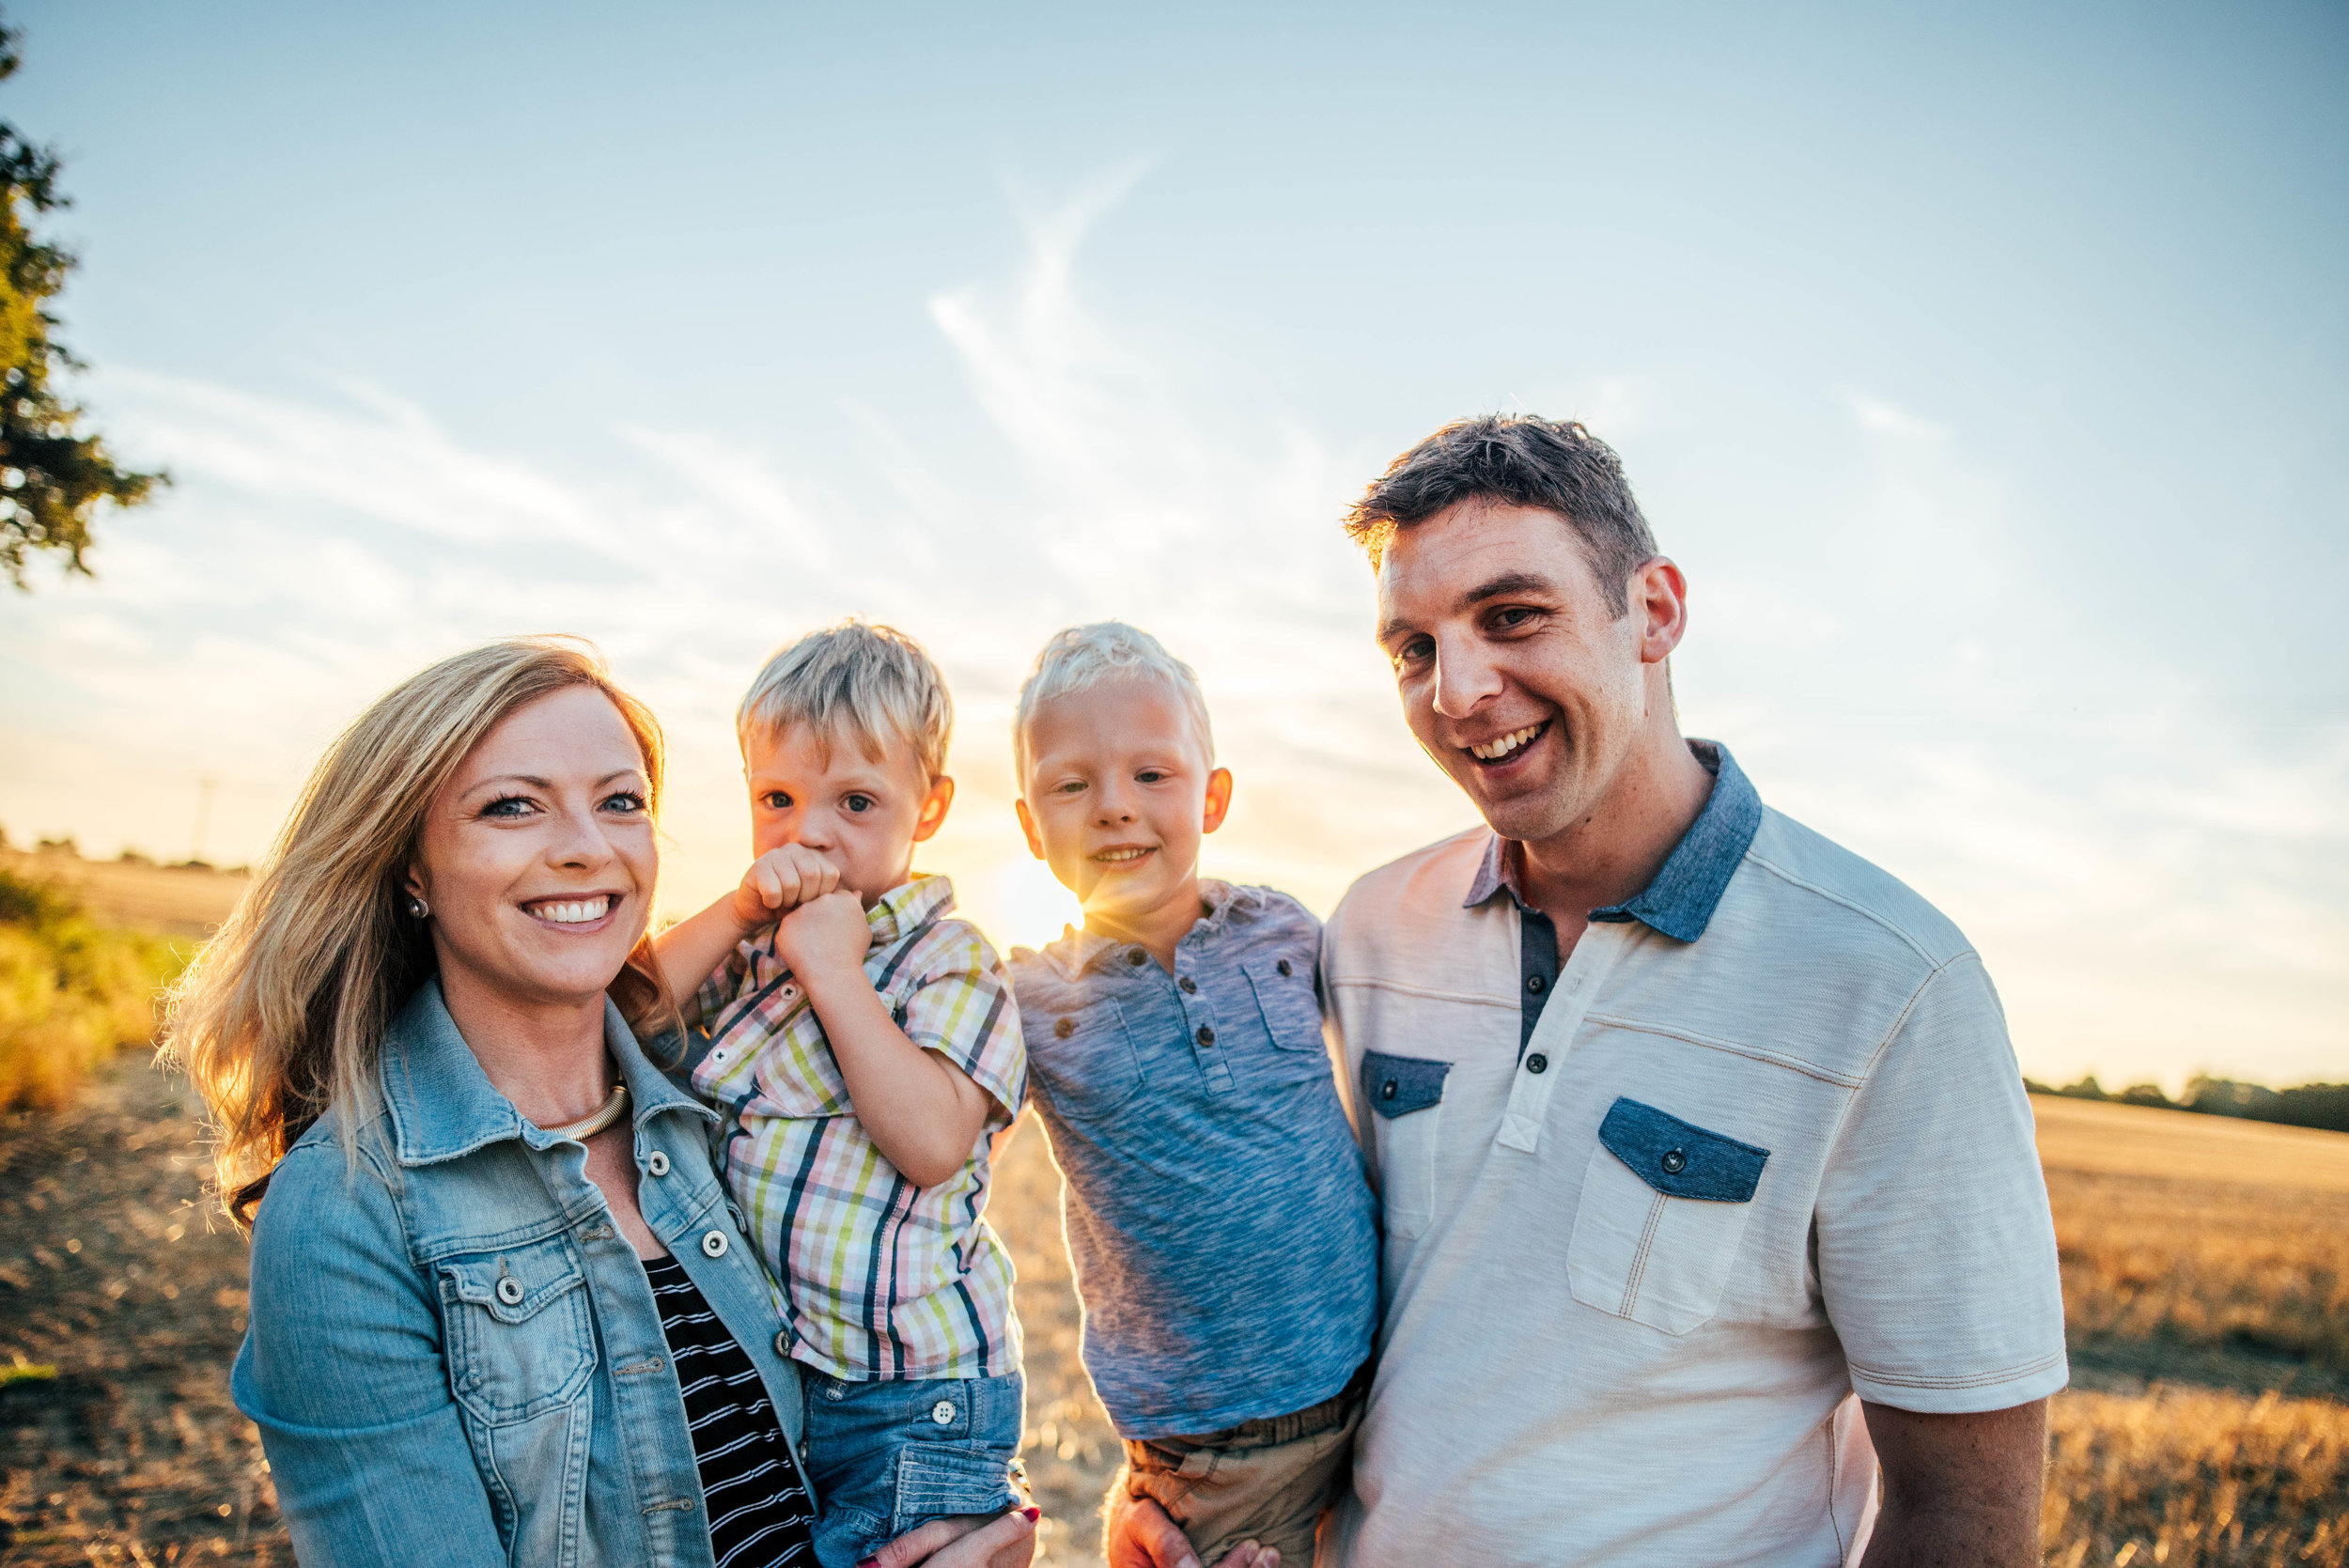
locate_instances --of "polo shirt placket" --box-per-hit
[1496,922,1629,1154]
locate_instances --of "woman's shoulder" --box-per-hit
[252,1113,408,1262]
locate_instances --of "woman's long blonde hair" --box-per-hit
[165,637,670,1226]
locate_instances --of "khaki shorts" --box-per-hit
[1112,1365,1368,1568]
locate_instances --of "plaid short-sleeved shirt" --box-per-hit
[689,875,1027,1382]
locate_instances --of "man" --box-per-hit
[1112,416,2065,1567]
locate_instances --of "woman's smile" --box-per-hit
[521,892,623,928]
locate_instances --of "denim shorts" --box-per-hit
[800,1367,1026,1568]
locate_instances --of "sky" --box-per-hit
[1,2,2343,1092]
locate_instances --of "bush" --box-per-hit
[0,867,187,1110]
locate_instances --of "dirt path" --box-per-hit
[0,1054,283,1564]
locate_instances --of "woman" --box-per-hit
[167,638,1038,1568]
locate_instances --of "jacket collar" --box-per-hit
[1463,739,1762,944]
[381,977,716,1169]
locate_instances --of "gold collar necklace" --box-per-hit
[544,1083,630,1142]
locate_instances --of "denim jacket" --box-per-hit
[232,980,811,1567]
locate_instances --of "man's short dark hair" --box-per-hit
[1342,415,1658,615]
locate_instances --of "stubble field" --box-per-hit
[0,861,2341,1564]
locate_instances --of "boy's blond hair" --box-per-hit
[738,619,953,780]
[1014,621,1214,781]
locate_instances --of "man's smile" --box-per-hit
[1463,720,1551,768]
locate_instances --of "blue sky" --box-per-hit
[3,1,2343,1089]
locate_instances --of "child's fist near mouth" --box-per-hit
[732,844,842,928]
[773,887,877,981]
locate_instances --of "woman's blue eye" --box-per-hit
[482,794,534,818]
[602,792,646,815]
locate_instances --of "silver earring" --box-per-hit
[408,894,430,920]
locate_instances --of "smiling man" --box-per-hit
[1315,416,2066,1566]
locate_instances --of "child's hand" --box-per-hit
[772,888,873,982]
[730,845,842,930]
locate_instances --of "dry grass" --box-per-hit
[0,848,248,939]
[0,871,191,1111]
[2043,1387,2349,1567]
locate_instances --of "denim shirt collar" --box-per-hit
[381,977,717,1169]
[1032,879,1266,982]
[1463,739,1762,944]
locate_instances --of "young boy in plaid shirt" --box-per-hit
[654,620,1028,1568]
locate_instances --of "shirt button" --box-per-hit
[1196,1025,1216,1047]
[496,1276,525,1306]
[1525,1053,1548,1074]
[1179,976,1198,994]
[646,1150,671,1177]
[701,1230,730,1258]
[1661,1149,1688,1175]
[1054,1017,1075,1039]
[931,1400,957,1425]
[1128,949,1148,966]
[1527,973,1547,994]
[1276,958,1293,977]
[1380,1080,1397,1100]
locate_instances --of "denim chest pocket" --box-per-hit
[1566,1097,1769,1336]
[1361,1050,1450,1241]
[436,1232,599,1424]
[1031,997,1144,1125]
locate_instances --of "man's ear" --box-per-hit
[1634,557,1690,666]
[1201,768,1235,835]
[1013,798,1048,862]
[910,775,957,844]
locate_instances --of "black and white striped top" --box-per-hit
[645,1253,817,1568]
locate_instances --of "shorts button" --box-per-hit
[646,1150,671,1177]
[496,1277,525,1306]
[701,1230,729,1258]
[1661,1149,1688,1175]
[1525,1053,1548,1075]
[931,1400,957,1425]
[824,1382,845,1402]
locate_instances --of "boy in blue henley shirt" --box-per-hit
[1004,624,1377,1568]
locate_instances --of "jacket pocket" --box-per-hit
[1032,997,1145,1125]
[1566,1097,1769,1335]
[1360,1050,1450,1241]
[438,1233,598,1424]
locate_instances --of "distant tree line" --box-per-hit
[2027,1073,2349,1136]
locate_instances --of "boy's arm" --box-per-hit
[775,891,1000,1188]
[648,845,842,1023]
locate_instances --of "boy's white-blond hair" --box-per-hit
[1014,621,1215,781]
[738,618,953,780]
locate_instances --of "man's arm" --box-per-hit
[1859,1399,2046,1568]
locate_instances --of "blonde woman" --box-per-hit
[169,639,1038,1568]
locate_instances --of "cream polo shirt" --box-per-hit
[1322,743,2066,1568]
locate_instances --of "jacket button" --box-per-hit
[1196,1025,1215,1047]
[774,1328,791,1357]
[1525,1053,1548,1074]
[701,1230,730,1258]
[496,1277,525,1306]
[1661,1149,1688,1175]
[931,1400,957,1425]
[647,1150,671,1177]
